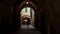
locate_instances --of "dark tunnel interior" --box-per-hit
[0,0,60,34]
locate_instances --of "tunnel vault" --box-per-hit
[12,0,48,34]
[13,0,39,30]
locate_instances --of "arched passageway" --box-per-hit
[20,7,35,29]
[12,0,41,34]
[1,0,60,34]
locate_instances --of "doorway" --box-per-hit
[20,7,35,29]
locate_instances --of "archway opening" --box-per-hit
[12,1,41,34]
[20,7,35,29]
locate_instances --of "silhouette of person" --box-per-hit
[27,18,30,29]
[27,20,28,28]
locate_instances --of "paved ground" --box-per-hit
[21,25,35,29]
[11,25,41,34]
[11,29,41,34]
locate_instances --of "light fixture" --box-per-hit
[26,2,29,4]
[24,19,28,22]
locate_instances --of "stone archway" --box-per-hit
[14,1,37,29]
